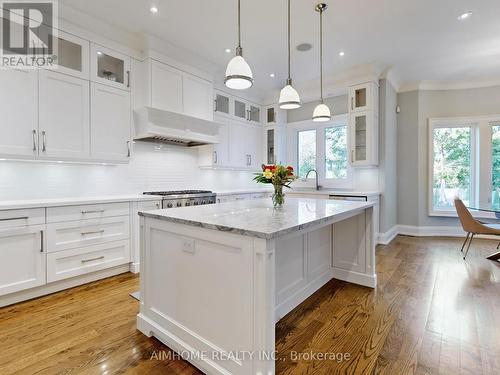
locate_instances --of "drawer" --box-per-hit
[0,208,45,229]
[46,240,130,282]
[47,202,129,223]
[138,200,162,211]
[46,216,130,253]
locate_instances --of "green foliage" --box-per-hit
[325,127,348,179]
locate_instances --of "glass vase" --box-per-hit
[272,184,285,207]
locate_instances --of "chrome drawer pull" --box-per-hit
[0,216,29,222]
[81,256,105,263]
[81,230,105,236]
[81,210,105,214]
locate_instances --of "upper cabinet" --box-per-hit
[213,89,262,124]
[51,31,89,79]
[91,44,131,91]
[147,59,213,121]
[348,81,379,167]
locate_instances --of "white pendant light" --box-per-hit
[312,3,331,122]
[279,0,301,109]
[225,0,253,90]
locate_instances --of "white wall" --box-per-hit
[0,142,259,200]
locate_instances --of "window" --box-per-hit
[290,114,352,188]
[432,126,472,210]
[492,125,500,208]
[325,126,348,179]
[297,130,316,178]
[429,116,500,216]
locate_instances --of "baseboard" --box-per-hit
[378,226,398,245]
[332,267,377,288]
[393,225,499,240]
[130,262,140,274]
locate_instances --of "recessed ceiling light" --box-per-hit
[150,6,158,14]
[225,48,231,53]
[296,43,313,52]
[270,73,275,78]
[457,11,472,21]
[97,51,102,56]
[339,51,345,56]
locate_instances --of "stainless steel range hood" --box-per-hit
[134,107,221,146]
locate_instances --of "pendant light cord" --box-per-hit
[238,0,241,48]
[287,0,291,82]
[319,6,324,103]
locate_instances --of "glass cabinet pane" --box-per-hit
[267,108,276,123]
[267,129,275,164]
[215,94,229,114]
[355,87,367,109]
[234,100,246,119]
[355,115,367,161]
[55,37,82,72]
[96,51,124,84]
[249,105,260,122]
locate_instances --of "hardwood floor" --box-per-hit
[1,236,499,374]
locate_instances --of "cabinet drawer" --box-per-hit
[0,208,45,229]
[46,240,130,282]
[47,202,129,223]
[46,215,130,253]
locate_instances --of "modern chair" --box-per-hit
[454,199,500,260]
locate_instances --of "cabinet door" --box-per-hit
[266,106,276,124]
[39,70,90,159]
[183,74,213,121]
[214,91,231,117]
[247,125,262,169]
[229,121,247,167]
[151,60,183,113]
[51,30,89,79]
[266,128,276,164]
[0,69,38,158]
[0,225,45,296]
[350,112,377,166]
[91,44,131,91]
[350,83,371,112]
[248,104,261,123]
[91,83,131,162]
[214,122,230,167]
[234,99,247,120]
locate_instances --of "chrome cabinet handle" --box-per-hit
[156,203,161,209]
[0,216,28,222]
[214,99,217,112]
[42,131,46,152]
[32,129,37,151]
[40,230,44,252]
[249,155,252,166]
[213,151,218,164]
[351,97,354,110]
[351,150,355,163]
[81,256,105,263]
[126,71,130,88]
[127,141,131,157]
[81,209,105,214]
[81,230,105,236]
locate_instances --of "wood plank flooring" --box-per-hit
[1,236,499,374]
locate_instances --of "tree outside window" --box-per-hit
[297,130,316,178]
[325,126,348,179]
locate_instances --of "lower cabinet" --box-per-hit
[0,225,46,297]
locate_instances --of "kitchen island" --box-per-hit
[137,197,376,375]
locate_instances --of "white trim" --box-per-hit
[393,225,499,240]
[398,80,500,93]
[377,225,398,245]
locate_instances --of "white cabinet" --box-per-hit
[0,69,38,158]
[183,74,213,121]
[39,70,90,159]
[233,98,261,123]
[91,44,131,91]
[151,60,183,113]
[51,30,90,79]
[0,225,46,297]
[247,124,263,169]
[199,115,230,168]
[90,83,131,162]
[348,81,379,167]
[148,59,213,121]
[214,90,231,118]
[229,120,248,168]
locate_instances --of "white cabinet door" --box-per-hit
[51,30,90,79]
[183,74,213,121]
[229,121,247,168]
[247,125,262,169]
[39,70,90,160]
[0,225,45,297]
[151,60,183,113]
[91,83,131,162]
[91,44,131,91]
[0,69,38,158]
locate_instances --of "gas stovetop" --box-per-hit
[143,190,217,208]
[143,190,213,196]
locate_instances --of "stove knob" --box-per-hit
[166,203,173,208]
[194,201,199,206]
[185,202,190,206]
[176,202,182,207]
[202,201,206,205]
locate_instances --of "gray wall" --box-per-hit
[287,95,349,123]
[378,79,398,233]
[397,85,500,227]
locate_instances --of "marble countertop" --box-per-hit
[0,194,164,210]
[139,197,375,240]
[214,188,273,196]
[287,189,381,197]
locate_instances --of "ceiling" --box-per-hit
[59,0,500,95]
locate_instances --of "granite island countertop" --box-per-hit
[139,197,375,240]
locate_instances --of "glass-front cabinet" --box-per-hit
[234,99,247,120]
[91,44,131,91]
[266,128,275,164]
[349,82,377,113]
[214,91,230,116]
[248,105,260,123]
[50,31,89,79]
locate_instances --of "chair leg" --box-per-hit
[460,232,471,253]
[463,234,475,260]
[497,241,500,250]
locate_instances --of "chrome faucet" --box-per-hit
[305,169,322,190]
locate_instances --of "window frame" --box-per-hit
[288,114,353,189]
[428,115,500,217]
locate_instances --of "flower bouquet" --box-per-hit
[254,164,297,207]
